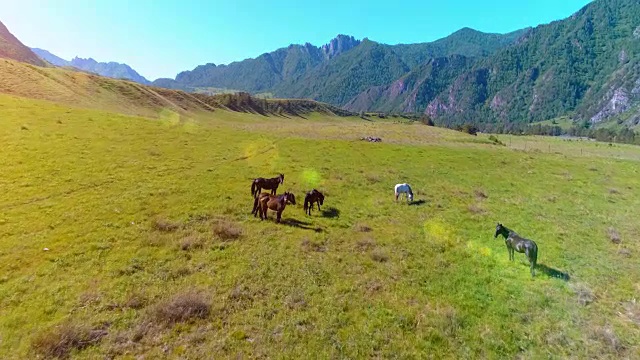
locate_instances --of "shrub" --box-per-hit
[32,323,107,359]
[150,291,210,326]
[371,249,389,263]
[213,221,243,241]
[151,218,180,232]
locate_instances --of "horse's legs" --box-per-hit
[276,210,282,223]
[526,249,535,277]
[395,192,399,201]
[252,197,258,216]
[317,202,321,211]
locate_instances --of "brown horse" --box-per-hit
[251,174,284,198]
[252,192,296,223]
[303,189,324,216]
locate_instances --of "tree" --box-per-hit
[420,114,435,126]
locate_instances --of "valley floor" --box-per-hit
[1,94,639,359]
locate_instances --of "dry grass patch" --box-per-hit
[607,227,621,244]
[213,220,243,241]
[150,291,210,326]
[301,238,327,252]
[123,293,147,310]
[151,218,180,232]
[590,326,625,355]
[371,249,389,263]
[32,323,108,359]
[474,189,488,199]
[355,237,376,252]
[468,203,487,215]
[570,283,596,306]
[354,223,373,232]
[180,234,206,251]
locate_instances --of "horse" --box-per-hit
[303,189,324,216]
[253,192,296,223]
[494,223,539,277]
[394,183,414,203]
[251,174,284,198]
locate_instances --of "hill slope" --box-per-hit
[0,58,350,119]
[0,20,47,66]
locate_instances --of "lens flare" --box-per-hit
[301,168,322,188]
[159,108,180,126]
[242,140,280,169]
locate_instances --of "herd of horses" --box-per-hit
[249,173,539,277]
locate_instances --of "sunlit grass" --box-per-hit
[0,93,639,358]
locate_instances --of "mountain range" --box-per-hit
[2,0,640,129]
[151,0,640,128]
[30,48,150,85]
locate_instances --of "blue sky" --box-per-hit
[1,0,592,80]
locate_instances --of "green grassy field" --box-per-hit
[1,93,639,359]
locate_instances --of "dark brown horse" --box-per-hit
[252,192,296,223]
[494,223,539,277]
[303,189,324,216]
[251,174,284,198]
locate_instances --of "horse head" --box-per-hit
[279,174,285,184]
[285,192,296,205]
[494,223,505,238]
[408,192,414,202]
[319,192,324,205]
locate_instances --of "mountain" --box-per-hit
[30,47,150,84]
[367,0,640,127]
[31,48,69,67]
[344,55,473,113]
[0,20,47,66]
[155,30,523,103]
[69,57,150,84]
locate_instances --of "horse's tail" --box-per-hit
[251,180,257,197]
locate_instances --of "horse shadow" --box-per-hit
[537,263,570,281]
[321,207,340,219]
[409,200,427,206]
[281,219,323,232]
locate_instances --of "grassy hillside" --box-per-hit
[0,92,639,358]
[0,59,349,119]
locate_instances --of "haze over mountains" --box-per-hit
[30,48,150,84]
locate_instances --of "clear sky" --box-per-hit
[0,0,592,81]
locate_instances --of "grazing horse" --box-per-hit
[394,183,414,203]
[251,174,284,198]
[303,189,324,216]
[253,192,296,223]
[494,223,538,277]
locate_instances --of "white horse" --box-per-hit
[394,183,414,202]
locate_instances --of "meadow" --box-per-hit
[1,93,639,359]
